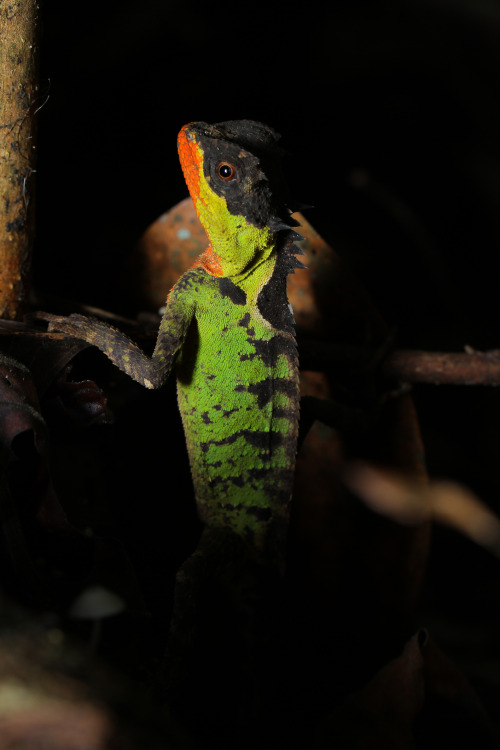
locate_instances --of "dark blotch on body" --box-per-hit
[200,432,240,453]
[255,335,297,366]
[247,506,272,522]
[242,429,284,450]
[201,428,283,454]
[247,376,297,408]
[272,405,295,421]
[247,378,273,409]
[219,277,247,305]
[209,475,244,489]
[257,236,295,333]
[175,267,206,293]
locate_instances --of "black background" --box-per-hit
[35,0,500,351]
[35,0,500,491]
[36,0,500,347]
[33,0,500,718]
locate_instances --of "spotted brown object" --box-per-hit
[130,198,209,312]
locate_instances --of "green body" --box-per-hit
[43,120,303,565]
[171,264,298,555]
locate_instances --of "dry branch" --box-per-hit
[382,348,500,386]
[299,338,500,387]
[0,0,39,320]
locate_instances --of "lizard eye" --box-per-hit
[217,162,237,181]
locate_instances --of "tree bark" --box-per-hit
[0,0,39,320]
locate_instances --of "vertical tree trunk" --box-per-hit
[0,1,39,320]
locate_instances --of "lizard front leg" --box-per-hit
[36,284,196,390]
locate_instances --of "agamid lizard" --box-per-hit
[38,120,305,569]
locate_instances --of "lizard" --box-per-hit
[38,120,305,570]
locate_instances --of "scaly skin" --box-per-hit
[41,120,304,566]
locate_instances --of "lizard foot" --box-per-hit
[31,312,99,342]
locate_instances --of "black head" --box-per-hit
[184,120,292,228]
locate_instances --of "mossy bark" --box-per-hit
[0,0,39,320]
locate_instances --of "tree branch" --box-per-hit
[298,338,500,387]
[0,0,40,320]
[382,348,500,386]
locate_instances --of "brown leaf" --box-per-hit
[50,365,112,427]
[344,462,500,556]
[419,638,500,749]
[0,703,116,750]
[315,630,427,749]
[1,319,91,398]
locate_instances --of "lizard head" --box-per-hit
[177,120,293,279]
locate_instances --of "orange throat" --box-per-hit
[192,246,224,277]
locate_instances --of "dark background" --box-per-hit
[34,0,500,501]
[33,0,500,718]
[35,0,500,352]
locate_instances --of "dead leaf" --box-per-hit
[344,462,500,556]
[315,629,427,749]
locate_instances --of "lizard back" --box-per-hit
[174,121,304,560]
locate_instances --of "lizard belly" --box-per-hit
[175,285,299,551]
